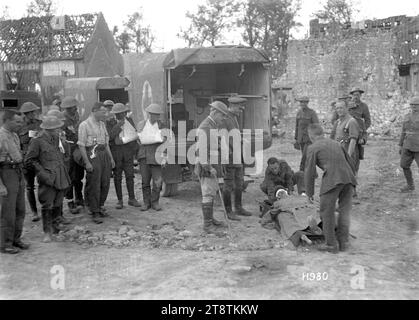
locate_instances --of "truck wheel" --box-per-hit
[162,183,179,197]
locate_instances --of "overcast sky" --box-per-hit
[4,0,419,50]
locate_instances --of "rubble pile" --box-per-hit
[368,98,410,138]
[56,220,286,252]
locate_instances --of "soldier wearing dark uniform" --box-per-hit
[305,124,357,253]
[61,96,85,214]
[195,101,229,233]
[222,97,252,220]
[0,110,28,254]
[25,116,71,243]
[18,102,42,222]
[78,103,115,224]
[399,96,419,192]
[107,103,141,209]
[348,87,371,198]
[294,96,319,172]
[137,104,166,212]
[260,157,303,203]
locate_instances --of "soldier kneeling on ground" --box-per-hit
[260,157,305,204]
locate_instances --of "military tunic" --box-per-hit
[0,127,26,250]
[196,112,228,203]
[330,114,361,173]
[294,107,319,171]
[222,112,244,198]
[305,137,357,247]
[137,119,165,206]
[107,117,138,201]
[78,115,111,214]
[25,131,70,233]
[19,118,42,214]
[399,111,419,170]
[63,111,85,206]
[260,160,298,202]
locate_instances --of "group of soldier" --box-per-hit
[1,87,419,254]
[259,88,419,253]
[0,97,167,254]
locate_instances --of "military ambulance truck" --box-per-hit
[123,46,273,196]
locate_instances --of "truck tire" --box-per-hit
[162,182,179,197]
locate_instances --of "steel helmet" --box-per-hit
[20,102,40,113]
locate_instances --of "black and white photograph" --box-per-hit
[0,0,418,303]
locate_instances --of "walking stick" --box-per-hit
[216,182,233,239]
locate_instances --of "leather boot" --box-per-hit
[223,190,240,221]
[116,200,123,209]
[128,199,141,207]
[27,187,38,216]
[207,201,227,227]
[151,188,162,211]
[141,188,152,211]
[202,203,224,233]
[233,189,252,216]
[91,212,103,224]
[41,209,53,242]
[401,169,415,192]
[52,207,68,234]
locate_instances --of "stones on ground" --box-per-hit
[230,265,252,272]
[118,226,129,236]
[179,230,193,237]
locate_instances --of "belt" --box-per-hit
[86,144,106,151]
[0,162,23,170]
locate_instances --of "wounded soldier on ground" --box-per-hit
[260,189,323,247]
[260,157,305,203]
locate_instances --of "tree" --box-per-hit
[237,0,301,76]
[178,0,240,47]
[112,10,156,54]
[124,11,155,53]
[112,26,130,54]
[0,5,10,21]
[313,0,357,26]
[26,0,57,17]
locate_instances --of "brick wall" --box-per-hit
[282,32,412,135]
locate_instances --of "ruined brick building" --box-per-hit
[278,15,419,134]
[0,12,123,106]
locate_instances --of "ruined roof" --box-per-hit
[0,13,100,64]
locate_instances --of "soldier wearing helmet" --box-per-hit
[221,96,252,220]
[137,103,166,212]
[18,102,42,222]
[61,96,85,214]
[24,116,71,243]
[399,96,419,192]
[194,100,230,234]
[108,103,141,209]
[294,96,319,172]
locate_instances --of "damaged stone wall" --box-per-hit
[282,31,412,136]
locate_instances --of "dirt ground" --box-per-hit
[0,137,418,300]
